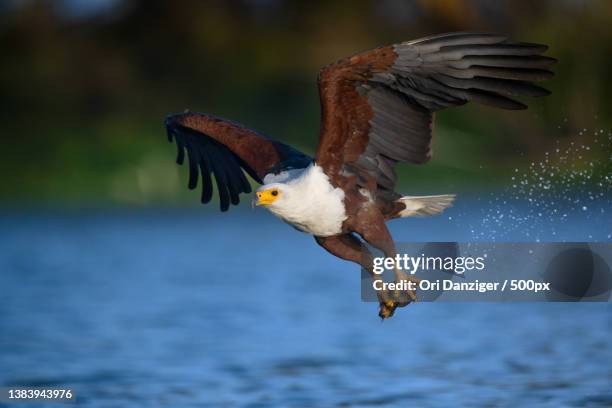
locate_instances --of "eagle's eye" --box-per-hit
[271,190,278,196]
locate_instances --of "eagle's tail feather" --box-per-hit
[396,194,455,217]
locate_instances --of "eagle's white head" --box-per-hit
[254,164,347,236]
[255,183,286,208]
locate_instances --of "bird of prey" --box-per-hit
[165,32,555,318]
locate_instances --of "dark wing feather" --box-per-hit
[316,32,556,194]
[166,112,312,211]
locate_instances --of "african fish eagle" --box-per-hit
[165,32,555,318]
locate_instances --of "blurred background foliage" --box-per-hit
[0,0,611,207]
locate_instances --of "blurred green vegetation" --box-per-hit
[1,0,611,207]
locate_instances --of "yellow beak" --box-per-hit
[255,190,278,206]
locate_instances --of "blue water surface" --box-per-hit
[0,198,610,407]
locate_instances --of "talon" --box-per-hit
[379,302,396,319]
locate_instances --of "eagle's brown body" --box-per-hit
[165,33,555,318]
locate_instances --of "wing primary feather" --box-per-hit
[197,144,214,204]
[186,143,199,190]
[405,32,507,50]
[448,55,557,69]
[235,160,252,193]
[175,138,186,165]
[222,150,247,194]
[466,88,527,110]
[431,74,551,97]
[424,43,549,62]
[208,145,230,211]
[217,148,243,205]
[432,65,553,81]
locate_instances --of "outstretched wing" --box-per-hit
[165,112,312,211]
[315,32,556,192]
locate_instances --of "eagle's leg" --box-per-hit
[356,220,418,319]
[314,234,395,309]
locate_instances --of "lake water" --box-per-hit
[0,198,611,407]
